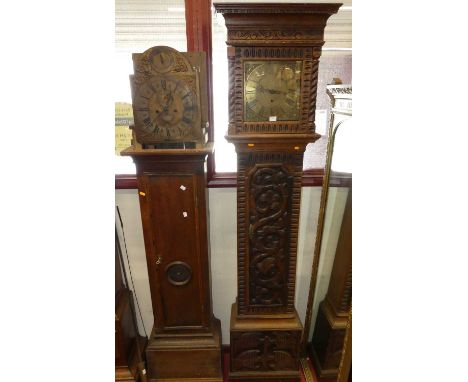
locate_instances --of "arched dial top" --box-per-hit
[244,61,302,122]
[129,45,204,144]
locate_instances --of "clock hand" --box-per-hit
[168,82,179,107]
[163,92,174,111]
[256,84,285,95]
[163,82,180,110]
[265,88,286,95]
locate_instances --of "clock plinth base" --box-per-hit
[229,303,303,382]
[146,317,223,382]
[309,300,348,380]
[115,334,147,382]
[229,373,300,382]
[115,288,148,382]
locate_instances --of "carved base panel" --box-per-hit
[146,317,223,382]
[229,303,302,381]
[309,301,348,379]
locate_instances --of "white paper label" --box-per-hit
[269,116,277,122]
[315,109,328,135]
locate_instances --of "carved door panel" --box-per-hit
[143,174,205,330]
[247,164,292,310]
[237,152,304,316]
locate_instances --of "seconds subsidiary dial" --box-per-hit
[133,76,198,141]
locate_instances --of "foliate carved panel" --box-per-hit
[237,153,304,315]
[231,331,300,372]
[248,166,291,307]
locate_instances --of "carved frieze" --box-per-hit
[227,29,325,45]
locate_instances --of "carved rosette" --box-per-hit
[231,331,300,372]
[238,152,303,316]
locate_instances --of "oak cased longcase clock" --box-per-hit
[214,3,341,382]
[122,46,222,382]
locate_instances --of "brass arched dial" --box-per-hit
[133,76,198,140]
[244,61,302,122]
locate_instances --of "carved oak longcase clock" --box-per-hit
[121,46,222,382]
[214,3,341,381]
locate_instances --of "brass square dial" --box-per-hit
[244,61,302,122]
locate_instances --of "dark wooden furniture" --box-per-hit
[121,144,222,382]
[336,308,352,382]
[310,190,352,379]
[213,3,341,381]
[122,45,222,382]
[301,82,352,381]
[116,229,147,382]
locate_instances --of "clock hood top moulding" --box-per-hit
[214,2,342,46]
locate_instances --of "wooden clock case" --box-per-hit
[310,190,351,379]
[122,47,222,382]
[116,229,147,382]
[214,3,341,382]
[306,83,352,380]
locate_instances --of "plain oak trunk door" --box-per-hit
[148,174,203,329]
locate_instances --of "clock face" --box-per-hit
[133,76,199,141]
[244,61,302,122]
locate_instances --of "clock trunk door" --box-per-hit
[144,174,205,330]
